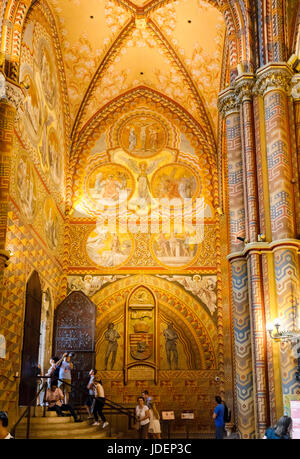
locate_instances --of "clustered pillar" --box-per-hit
[219,63,300,438]
[218,88,255,439]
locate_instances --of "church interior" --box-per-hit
[0,0,300,440]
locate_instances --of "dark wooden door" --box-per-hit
[19,271,42,406]
[53,292,96,405]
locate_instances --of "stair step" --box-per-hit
[20,416,75,424]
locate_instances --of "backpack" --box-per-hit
[223,404,231,423]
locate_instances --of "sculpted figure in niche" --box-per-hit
[163,322,179,370]
[104,323,120,370]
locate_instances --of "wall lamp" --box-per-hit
[267,318,300,381]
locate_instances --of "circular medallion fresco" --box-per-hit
[150,163,199,203]
[119,115,167,158]
[86,227,134,268]
[151,227,200,268]
[44,198,59,250]
[86,163,135,208]
[48,128,63,185]
[38,42,57,109]
[16,156,37,223]
[22,72,43,143]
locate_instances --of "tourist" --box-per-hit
[0,411,13,439]
[45,356,60,387]
[148,402,161,439]
[263,416,292,439]
[85,369,96,419]
[213,395,225,439]
[45,382,82,423]
[92,379,109,428]
[142,390,152,408]
[58,353,73,404]
[135,396,150,439]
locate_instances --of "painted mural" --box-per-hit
[151,163,199,201]
[19,10,66,203]
[86,226,133,268]
[16,155,37,223]
[86,163,134,207]
[119,115,167,157]
[44,198,59,251]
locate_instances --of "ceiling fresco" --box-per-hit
[46,0,225,138]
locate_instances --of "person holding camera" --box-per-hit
[58,353,73,404]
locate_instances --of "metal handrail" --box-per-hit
[11,382,46,439]
[11,375,135,438]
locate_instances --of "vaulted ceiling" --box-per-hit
[46,0,225,141]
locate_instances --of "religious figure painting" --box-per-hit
[119,156,163,213]
[22,71,43,143]
[86,163,134,208]
[163,322,179,370]
[158,275,218,315]
[104,323,120,370]
[37,40,57,109]
[151,163,199,202]
[16,156,37,223]
[151,230,199,268]
[86,226,133,268]
[44,198,59,250]
[119,115,167,158]
[48,128,63,185]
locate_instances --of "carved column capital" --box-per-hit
[0,73,24,116]
[254,63,293,96]
[234,73,255,103]
[218,87,239,118]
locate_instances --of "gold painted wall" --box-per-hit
[0,4,67,424]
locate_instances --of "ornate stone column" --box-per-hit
[256,63,300,412]
[291,74,300,236]
[218,88,255,438]
[235,74,270,438]
[0,74,23,287]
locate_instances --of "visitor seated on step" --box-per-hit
[45,382,82,423]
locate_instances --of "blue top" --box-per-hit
[59,361,71,380]
[264,428,290,440]
[214,404,225,427]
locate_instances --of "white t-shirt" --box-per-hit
[88,375,95,396]
[136,405,150,426]
[4,433,14,439]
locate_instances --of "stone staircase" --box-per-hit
[14,410,120,440]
